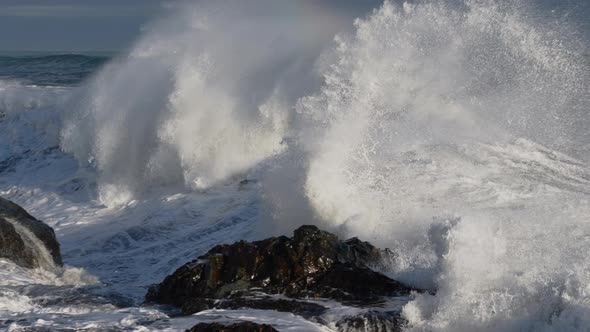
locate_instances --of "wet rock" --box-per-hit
[335,311,406,332]
[309,263,412,301]
[147,225,413,310]
[180,292,327,316]
[0,197,62,269]
[186,322,278,332]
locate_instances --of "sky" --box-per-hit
[0,0,166,52]
[0,0,387,54]
[0,0,586,53]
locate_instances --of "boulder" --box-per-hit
[146,225,413,312]
[0,197,62,269]
[186,322,278,332]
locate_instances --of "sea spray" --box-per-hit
[60,0,369,207]
[298,1,590,331]
[302,0,588,244]
[53,0,590,331]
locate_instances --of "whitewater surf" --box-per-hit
[1,0,589,331]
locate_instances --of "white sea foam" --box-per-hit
[1,0,589,331]
[298,1,590,331]
[59,0,364,207]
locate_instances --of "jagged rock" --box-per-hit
[186,322,278,332]
[146,225,413,313]
[0,197,62,269]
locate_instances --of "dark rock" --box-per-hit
[218,296,326,317]
[186,322,278,332]
[0,197,62,269]
[309,264,411,301]
[181,292,327,316]
[146,225,414,311]
[335,311,406,332]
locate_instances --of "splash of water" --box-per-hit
[302,0,588,242]
[58,0,590,330]
[298,1,590,331]
[60,0,363,206]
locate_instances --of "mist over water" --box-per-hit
[60,0,377,205]
[19,0,590,330]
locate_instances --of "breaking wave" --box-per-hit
[54,0,590,330]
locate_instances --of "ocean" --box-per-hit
[1,0,589,331]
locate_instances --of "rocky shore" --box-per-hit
[0,197,62,269]
[147,225,418,331]
[0,197,419,331]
